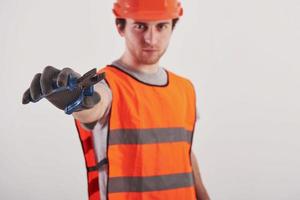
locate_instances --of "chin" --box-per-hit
[139,53,163,65]
[140,57,161,65]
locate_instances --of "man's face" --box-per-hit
[118,18,173,65]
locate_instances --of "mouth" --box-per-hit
[142,49,159,52]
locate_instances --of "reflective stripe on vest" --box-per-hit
[108,172,194,193]
[75,65,197,200]
[109,127,193,145]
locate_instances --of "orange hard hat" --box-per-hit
[113,0,183,21]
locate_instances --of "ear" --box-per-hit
[116,24,125,37]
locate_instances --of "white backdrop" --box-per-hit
[1,0,299,199]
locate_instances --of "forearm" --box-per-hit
[72,82,111,124]
[72,99,105,123]
[191,151,210,200]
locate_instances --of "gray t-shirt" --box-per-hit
[111,60,168,85]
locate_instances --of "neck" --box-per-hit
[118,52,159,74]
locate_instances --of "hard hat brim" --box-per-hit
[113,8,183,21]
[127,11,182,21]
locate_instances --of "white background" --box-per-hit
[1,0,299,199]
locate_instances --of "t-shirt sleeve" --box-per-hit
[96,79,112,125]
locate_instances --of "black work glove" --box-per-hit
[22,66,101,113]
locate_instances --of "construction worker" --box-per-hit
[22,0,210,199]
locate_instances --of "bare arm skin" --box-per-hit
[72,81,112,124]
[191,151,211,200]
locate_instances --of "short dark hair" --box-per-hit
[115,18,179,31]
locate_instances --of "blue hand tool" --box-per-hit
[63,68,105,114]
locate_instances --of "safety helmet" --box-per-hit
[113,0,183,21]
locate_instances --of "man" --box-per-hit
[22,0,210,199]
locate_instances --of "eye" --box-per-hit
[134,24,147,31]
[157,24,169,31]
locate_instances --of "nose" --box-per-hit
[144,26,158,46]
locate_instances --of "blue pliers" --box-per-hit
[63,68,105,114]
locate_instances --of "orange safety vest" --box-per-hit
[75,65,197,200]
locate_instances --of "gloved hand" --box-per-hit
[22,66,102,114]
